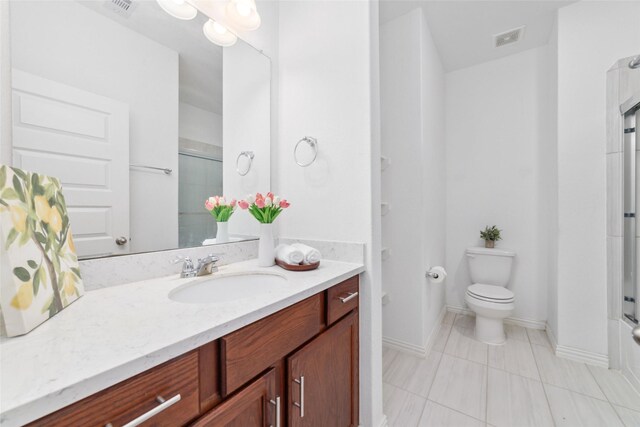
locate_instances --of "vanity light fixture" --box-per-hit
[203,19,238,47]
[225,0,261,31]
[156,0,197,20]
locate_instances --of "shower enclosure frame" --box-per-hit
[606,54,640,392]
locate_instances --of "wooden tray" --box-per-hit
[275,259,320,271]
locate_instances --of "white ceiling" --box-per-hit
[80,0,223,114]
[379,0,576,72]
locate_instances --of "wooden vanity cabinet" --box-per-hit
[288,310,359,427]
[29,276,359,427]
[192,368,278,427]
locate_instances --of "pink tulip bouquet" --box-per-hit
[204,196,237,222]
[238,192,290,223]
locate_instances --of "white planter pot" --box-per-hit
[258,223,275,267]
[216,221,229,243]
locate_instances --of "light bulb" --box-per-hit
[212,21,228,34]
[156,0,197,20]
[203,19,237,47]
[225,0,261,31]
[235,1,252,17]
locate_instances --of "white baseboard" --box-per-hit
[382,306,447,358]
[382,336,427,357]
[446,305,546,330]
[555,344,609,368]
[546,321,608,367]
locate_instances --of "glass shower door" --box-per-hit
[178,153,223,248]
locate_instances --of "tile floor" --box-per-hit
[383,313,640,427]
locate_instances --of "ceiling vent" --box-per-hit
[494,26,525,48]
[103,0,137,18]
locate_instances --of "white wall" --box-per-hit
[222,40,271,237]
[179,102,222,147]
[380,8,446,351]
[276,1,382,425]
[445,46,553,324]
[10,1,179,254]
[546,16,559,345]
[554,0,640,356]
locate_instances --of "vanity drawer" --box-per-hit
[220,294,324,396]
[30,351,200,427]
[327,276,359,325]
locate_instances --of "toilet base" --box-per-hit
[474,315,506,345]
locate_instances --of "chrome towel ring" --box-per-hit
[294,136,318,167]
[236,151,254,176]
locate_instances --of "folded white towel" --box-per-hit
[275,244,304,265]
[291,243,322,265]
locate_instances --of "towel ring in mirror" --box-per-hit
[236,151,255,176]
[294,136,318,167]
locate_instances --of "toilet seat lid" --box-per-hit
[467,284,514,302]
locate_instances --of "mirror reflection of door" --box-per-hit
[11,70,130,259]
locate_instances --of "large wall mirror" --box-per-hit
[6,0,270,259]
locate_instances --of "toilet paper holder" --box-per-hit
[425,266,447,280]
[426,268,441,279]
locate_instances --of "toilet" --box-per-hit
[464,247,516,345]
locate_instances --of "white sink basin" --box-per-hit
[169,272,287,304]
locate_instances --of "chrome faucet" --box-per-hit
[174,254,220,278]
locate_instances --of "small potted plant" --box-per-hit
[480,225,502,248]
[205,196,236,243]
[238,192,290,266]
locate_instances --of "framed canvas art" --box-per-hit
[0,165,84,337]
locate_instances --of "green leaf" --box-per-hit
[71,267,82,279]
[13,266,30,282]
[12,175,25,202]
[0,199,7,207]
[40,295,54,314]
[27,260,38,269]
[39,267,47,288]
[33,267,40,295]
[5,228,18,250]
[10,167,27,181]
[18,226,31,246]
[0,166,6,189]
[1,188,18,200]
[31,173,45,196]
[35,232,47,244]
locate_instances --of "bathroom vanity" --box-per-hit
[0,260,364,426]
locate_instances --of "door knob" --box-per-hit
[632,326,640,346]
[115,236,128,246]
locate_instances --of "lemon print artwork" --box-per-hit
[0,165,84,337]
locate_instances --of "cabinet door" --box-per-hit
[192,368,278,427]
[288,310,359,427]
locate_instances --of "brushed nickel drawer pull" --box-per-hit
[107,394,181,427]
[269,396,281,427]
[339,292,359,303]
[293,376,305,417]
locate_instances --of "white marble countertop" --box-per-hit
[0,259,364,426]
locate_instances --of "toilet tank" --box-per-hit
[466,247,516,287]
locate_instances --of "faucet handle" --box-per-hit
[199,254,221,264]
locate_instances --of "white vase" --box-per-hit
[258,223,275,267]
[216,221,229,243]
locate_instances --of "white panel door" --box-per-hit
[11,70,130,258]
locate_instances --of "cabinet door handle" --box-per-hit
[293,376,305,418]
[339,292,359,303]
[105,394,181,427]
[269,396,281,427]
